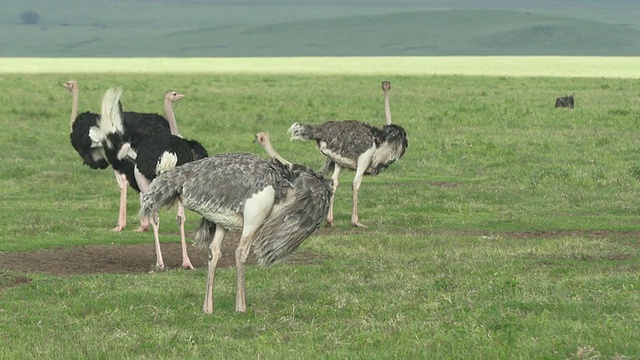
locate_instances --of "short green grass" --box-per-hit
[0,69,639,358]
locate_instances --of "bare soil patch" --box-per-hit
[0,229,637,291]
[0,231,327,279]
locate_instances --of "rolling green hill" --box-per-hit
[1,0,639,56]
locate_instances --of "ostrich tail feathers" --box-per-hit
[253,169,332,266]
[193,218,216,250]
[319,158,335,176]
[100,87,124,136]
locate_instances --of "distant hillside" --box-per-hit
[2,1,639,57]
[236,10,640,56]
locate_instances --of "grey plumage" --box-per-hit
[290,120,380,168]
[252,166,331,265]
[139,151,330,313]
[288,81,407,227]
[253,132,332,265]
[140,153,291,224]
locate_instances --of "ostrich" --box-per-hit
[97,87,183,232]
[288,80,408,227]
[139,150,331,313]
[63,80,141,232]
[63,80,108,170]
[106,88,209,270]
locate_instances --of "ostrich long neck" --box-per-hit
[262,137,292,167]
[384,88,392,125]
[164,97,179,135]
[70,87,79,133]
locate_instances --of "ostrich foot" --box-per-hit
[351,221,367,228]
[111,224,125,232]
[181,261,195,270]
[325,220,335,228]
[134,225,149,232]
[156,263,166,271]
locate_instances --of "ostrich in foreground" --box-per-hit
[253,131,332,264]
[139,150,331,313]
[288,80,408,227]
[97,88,178,232]
[105,88,209,270]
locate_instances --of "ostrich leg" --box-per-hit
[135,169,166,269]
[351,148,375,228]
[350,167,368,228]
[176,202,195,270]
[326,165,341,227]
[235,232,255,313]
[150,213,166,270]
[112,170,129,231]
[235,188,275,312]
[203,226,227,314]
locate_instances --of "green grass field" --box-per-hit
[0,59,640,358]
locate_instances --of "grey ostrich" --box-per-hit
[288,80,408,227]
[139,150,331,313]
[108,88,208,270]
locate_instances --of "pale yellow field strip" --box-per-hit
[1,57,639,78]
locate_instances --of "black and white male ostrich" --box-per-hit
[63,80,109,170]
[102,87,208,270]
[64,80,139,232]
[139,148,331,313]
[288,80,408,227]
[96,88,185,232]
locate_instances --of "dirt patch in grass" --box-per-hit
[0,229,637,282]
[0,231,327,279]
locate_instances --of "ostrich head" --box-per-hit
[381,81,391,92]
[254,132,269,146]
[63,80,78,92]
[254,132,293,168]
[165,90,185,103]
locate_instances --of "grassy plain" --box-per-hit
[0,61,639,358]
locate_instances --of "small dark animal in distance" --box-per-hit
[555,95,575,108]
